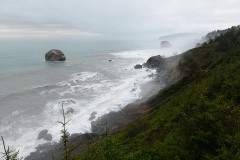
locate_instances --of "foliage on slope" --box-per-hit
[77,27,240,160]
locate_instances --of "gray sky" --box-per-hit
[0,0,240,39]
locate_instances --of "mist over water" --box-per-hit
[0,35,201,158]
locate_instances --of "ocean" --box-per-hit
[0,37,196,158]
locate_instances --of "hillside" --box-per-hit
[75,26,240,159]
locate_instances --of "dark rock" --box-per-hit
[45,49,66,61]
[38,130,47,139]
[108,60,112,62]
[144,55,165,69]
[131,88,136,92]
[134,64,142,69]
[44,134,52,141]
[89,112,97,121]
[91,103,148,135]
[38,130,52,141]
[161,41,172,48]
[25,133,100,160]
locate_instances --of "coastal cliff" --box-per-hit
[25,26,240,160]
[76,26,240,159]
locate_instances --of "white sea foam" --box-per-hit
[70,72,98,83]
[111,48,179,60]
[41,68,154,140]
[57,72,99,87]
[39,72,101,96]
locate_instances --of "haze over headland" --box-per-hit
[0,0,240,40]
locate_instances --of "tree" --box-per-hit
[1,136,22,160]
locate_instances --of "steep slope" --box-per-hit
[76,27,240,160]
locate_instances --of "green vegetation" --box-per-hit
[76,27,240,159]
[57,104,72,160]
[56,104,75,160]
[1,136,22,160]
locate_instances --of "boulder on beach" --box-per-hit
[161,41,172,48]
[38,130,52,141]
[144,55,165,69]
[45,49,66,61]
[134,64,143,69]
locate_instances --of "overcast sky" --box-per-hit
[0,0,240,39]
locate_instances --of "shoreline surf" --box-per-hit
[0,48,179,158]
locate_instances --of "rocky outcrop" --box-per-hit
[162,55,182,85]
[89,112,97,121]
[134,64,142,69]
[26,133,100,160]
[143,54,182,85]
[38,130,52,141]
[161,41,172,48]
[144,55,165,69]
[91,103,149,135]
[45,49,66,61]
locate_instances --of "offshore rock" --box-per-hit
[38,130,52,141]
[45,49,66,61]
[161,41,172,48]
[134,64,143,69]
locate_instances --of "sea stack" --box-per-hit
[144,55,165,69]
[45,49,66,61]
[161,41,172,48]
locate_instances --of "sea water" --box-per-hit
[0,37,194,158]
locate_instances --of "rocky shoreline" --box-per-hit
[25,54,182,160]
[25,102,151,160]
